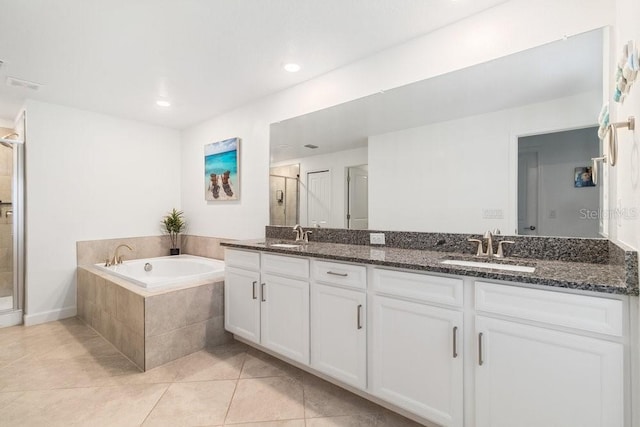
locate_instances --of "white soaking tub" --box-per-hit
[95,254,225,290]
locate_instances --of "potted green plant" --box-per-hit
[161,208,186,255]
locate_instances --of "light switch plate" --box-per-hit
[370,233,386,245]
[482,208,504,219]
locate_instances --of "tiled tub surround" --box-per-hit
[76,234,234,370]
[77,235,177,265]
[76,234,233,265]
[77,265,231,371]
[180,234,234,260]
[228,234,639,295]
[77,234,232,265]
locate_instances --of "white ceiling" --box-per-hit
[270,29,603,163]
[0,0,509,129]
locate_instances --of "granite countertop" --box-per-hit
[222,239,638,296]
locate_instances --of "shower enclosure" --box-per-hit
[269,164,300,227]
[0,112,25,327]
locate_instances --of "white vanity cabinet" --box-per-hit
[370,268,464,427]
[474,281,625,427]
[260,253,310,365]
[224,249,310,365]
[224,247,632,427]
[224,250,261,343]
[310,260,367,389]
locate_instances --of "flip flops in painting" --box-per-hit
[209,173,220,199]
[222,170,234,197]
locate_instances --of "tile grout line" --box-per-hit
[0,390,25,412]
[75,315,144,371]
[0,354,29,372]
[138,382,172,426]
[222,348,248,425]
[302,372,308,422]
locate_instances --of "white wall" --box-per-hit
[0,118,14,129]
[180,0,613,239]
[273,147,367,229]
[24,100,180,325]
[610,3,640,417]
[368,92,600,233]
[610,0,640,251]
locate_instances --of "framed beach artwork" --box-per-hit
[205,137,240,201]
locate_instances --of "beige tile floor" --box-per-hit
[0,318,423,426]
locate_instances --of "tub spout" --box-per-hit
[109,244,133,266]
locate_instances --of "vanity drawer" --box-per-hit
[262,253,309,279]
[312,260,366,290]
[225,249,260,271]
[475,281,623,337]
[372,268,463,308]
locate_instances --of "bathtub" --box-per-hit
[95,254,225,290]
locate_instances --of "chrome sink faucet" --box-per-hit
[468,231,514,258]
[106,244,133,266]
[292,224,312,243]
[468,231,495,258]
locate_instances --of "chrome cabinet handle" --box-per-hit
[327,271,348,277]
[261,283,266,302]
[453,326,458,358]
[357,304,363,329]
[252,281,257,300]
[478,332,484,366]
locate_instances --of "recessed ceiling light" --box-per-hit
[284,63,301,73]
[156,99,171,107]
[304,144,319,149]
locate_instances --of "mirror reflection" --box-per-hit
[269,29,605,237]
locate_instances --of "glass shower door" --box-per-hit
[0,116,25,321]
[0,142,13,310]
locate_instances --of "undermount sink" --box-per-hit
[440,259,536,273]
[270,243,302,249]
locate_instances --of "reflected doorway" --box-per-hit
[517,126,599,237]
[307,170,331,228]
[346,165,368,229]
[518,150,539,236]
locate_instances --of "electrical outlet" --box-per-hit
[370,233,386,245]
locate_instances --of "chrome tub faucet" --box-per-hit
[106,244,133,266]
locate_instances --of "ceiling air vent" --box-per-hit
[6,76,42,91]
[304,144,319,149]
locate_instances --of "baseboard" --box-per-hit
[24,306,77,326]
[0,309,23,328]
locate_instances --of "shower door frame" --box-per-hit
[0,110,25,326]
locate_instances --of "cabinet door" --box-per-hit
[370,295,463,427]
[475,316,624,427]
[224,266,260,344]
[261,273,310,364]
[311,283,366,389]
